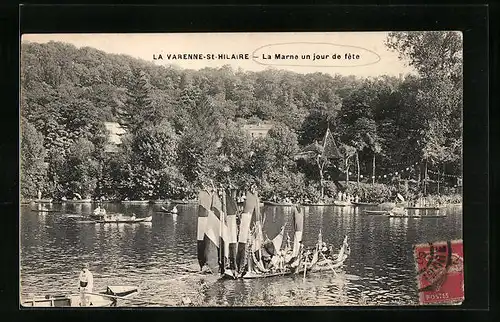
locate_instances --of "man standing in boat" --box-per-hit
[78,263,94,306]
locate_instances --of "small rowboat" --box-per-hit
[351,201,378,207]
[361,210,390,216]
[21,286,138,307]
[404,206,442,210]
[96,216,153,224]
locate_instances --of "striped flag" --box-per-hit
[197,190,212,270]
[205,192,223,273]
[236,191,257,272]
[292,206,304,257]
[225,191,238,270]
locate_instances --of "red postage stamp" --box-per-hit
[414,240,464,305]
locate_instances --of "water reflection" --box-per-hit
[20,203,462,306]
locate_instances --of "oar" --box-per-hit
[83,291,173,306]
[320,251,338,277]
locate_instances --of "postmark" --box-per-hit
[414,240,464,305]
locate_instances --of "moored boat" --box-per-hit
[21,286,138,307]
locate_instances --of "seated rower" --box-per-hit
[93,206,101,216]
[99,207,106,216]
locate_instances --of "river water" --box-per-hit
[20,203,462,307]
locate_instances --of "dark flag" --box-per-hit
[225,191,238,270]
[236,191,257,272]
[197,190,212,270]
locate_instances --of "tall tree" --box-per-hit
[20,118,47,199]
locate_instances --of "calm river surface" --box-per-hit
[20,203,462,306]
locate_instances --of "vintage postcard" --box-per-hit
[20,32,463,307]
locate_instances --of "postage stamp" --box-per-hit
[414,240,464,305]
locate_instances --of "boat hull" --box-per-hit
[96,216,153,224]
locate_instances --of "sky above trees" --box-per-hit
[22,32,417,78]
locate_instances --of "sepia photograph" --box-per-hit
[19,31,463,307]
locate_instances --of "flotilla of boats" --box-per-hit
[197,188,350,280]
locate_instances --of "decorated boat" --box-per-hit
[196,188,349,280]
[21,285,138,307]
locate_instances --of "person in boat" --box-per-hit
[99,206,106,216]
[337,191,342,201]
[93,206,101,216]
[355,195,360,203]
[130,213,136,220]
[78,263,94,306]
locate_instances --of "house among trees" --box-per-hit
[104,122,126,153]
[242,122,274,138]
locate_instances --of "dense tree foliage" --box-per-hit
[20,34,462,201]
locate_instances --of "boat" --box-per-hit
[33,199,53,204]
[197,189,349,281]
[404,206,442,210]
[333,200,352,207]
[95,216,153,224]
[263,200,294,206]
[361,210,390,216]
[150,199,169,205]
[21,285,138,307]
[351,201,378,207]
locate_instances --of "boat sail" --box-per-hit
[196,188,350,279]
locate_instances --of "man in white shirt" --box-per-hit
[78,263,94,306]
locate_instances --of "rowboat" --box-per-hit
[95,216,153,224]
[33,199,53,203]
[333,200,352,207]
[361,210,390,215]
[404,206,442,210]
[351,201,378,207]
[21,286,138,307]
